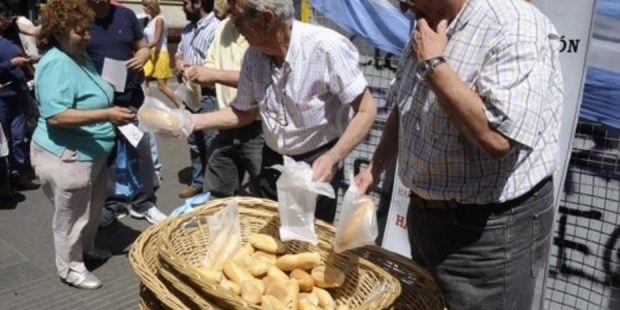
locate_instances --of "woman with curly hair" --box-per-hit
[31,0,135,289]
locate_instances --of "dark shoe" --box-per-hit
[98,208,116,228]
[178,186,201,198]
[62,270,102,290]
[83,249,112,262]
[13,175,40,191]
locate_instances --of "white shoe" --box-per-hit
[131,206,167,224]
[63,270,102,290]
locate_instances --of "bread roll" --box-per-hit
[240,256,268,278]
[313,287,335,310]
[299,292,319,306]
[203,224,241,271]
[335,198,375,250]
[262,295,287,310]
[290,269,314,292]
[248,234,286,254]
[267,265,289,282]
[233,243,255,262]
[276,252,321,272]
[286,279,300,310]
[220,279,240,295]
[240,281,262,305]
[299,299,322,310]
[253,251,278,265]
[196,266,222,283]
[222,260,253,285]
[138,108,180,131]
[311,265,345,288]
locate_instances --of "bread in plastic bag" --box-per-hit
[333,174,378,253]
[174,80,202,112]
[272,156,335,245]
[202,199,242,271]
[137,96,194,138]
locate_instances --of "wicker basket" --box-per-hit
[129,223,219,309]
[157,197,402,309]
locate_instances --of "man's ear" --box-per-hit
[261,9,276,29]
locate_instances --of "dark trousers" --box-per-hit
[187,93,217,190]
[407,177,554,310]
[204,120,263,197]
[258,140,343,223]
[0,94,28,177]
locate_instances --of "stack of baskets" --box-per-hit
[129,197,445,309]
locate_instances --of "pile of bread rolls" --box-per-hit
[197,233,349,310]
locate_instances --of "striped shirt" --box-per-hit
[393,0,563,204]
[175,13,219,65]
[232,21,367,155]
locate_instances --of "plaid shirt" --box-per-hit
[394,0,563,203]
[232,21,367,155]
[176,13,219,65]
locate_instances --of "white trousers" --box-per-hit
[31,143,107,278]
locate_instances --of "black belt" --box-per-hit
[410,176,553,211]
[201,87,216,97]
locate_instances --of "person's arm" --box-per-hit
[191,106,258,130]
[312,89,377,182]
[415,19,511,158]
[187,66,241,88]
[126,38,150,71]
[354,104,400,193]
[47,106,135,127]
[148,17,164,50]
[16,19,39,36]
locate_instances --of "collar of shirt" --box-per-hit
[194,12,215,31]
[282,21,303,70]
[446,0,475,38]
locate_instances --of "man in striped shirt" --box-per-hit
[174,0,220,199]
[191,0,377,223]
[356,0,563,309]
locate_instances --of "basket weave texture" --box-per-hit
[157,197,402,309]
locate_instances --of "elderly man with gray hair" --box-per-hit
[191,0,377,223]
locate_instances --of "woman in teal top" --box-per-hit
[30,0,135,290]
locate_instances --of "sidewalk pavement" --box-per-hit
[0,91,194,310]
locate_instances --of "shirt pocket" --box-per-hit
[288,94,326,129]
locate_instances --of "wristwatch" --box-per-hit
[415,56,447,81]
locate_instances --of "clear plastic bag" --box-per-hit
[137,96,194,138]
[202,199,242,270]
[272,156,335,245]
[174,81,202,112]
[333,174,378,253]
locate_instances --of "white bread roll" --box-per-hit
[248,234,286,254]
[311,265,345,288]
[276,252,321,272]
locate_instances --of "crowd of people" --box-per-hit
[0,0,564,309]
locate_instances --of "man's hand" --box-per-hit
[106,106,135,126]
[10,56,32,67]
[412,18,448,61]
[311,153,338,183]
[126,55,146,71]
[187,66,217,86]
[354,166,381,194]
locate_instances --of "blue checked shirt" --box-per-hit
[176,13,219,65]
[232,21,367,155]
[393,0,564,204]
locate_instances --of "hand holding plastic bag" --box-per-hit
[272,156,335,245]
[137,96,194,139]
[333,174,378,253]
[202,200,242,271]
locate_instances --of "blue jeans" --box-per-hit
[0,94,28,177]
[187,94,217,190]
[407,178,554,310]
[204,121,263,197]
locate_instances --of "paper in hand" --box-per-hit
[102,57,127,92]
[118,123,144,148]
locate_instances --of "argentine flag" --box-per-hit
[308,0,413,55]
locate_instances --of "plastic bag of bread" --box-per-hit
[202,200,242,270]
[137,96,194,139]
[333,174,378,253]
[272,156,335,245]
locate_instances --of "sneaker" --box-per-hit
[83,249,112,262]
[98,208,116,228]
[62,270,102,290]
[115,207,129,220]
[178,186,201,199]
[130,206,167,224]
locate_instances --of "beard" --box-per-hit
[185,9,200,22]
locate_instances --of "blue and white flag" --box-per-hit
[308,0,412,55]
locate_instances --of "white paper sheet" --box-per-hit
[118,123,144,148]
[102,58,127,93]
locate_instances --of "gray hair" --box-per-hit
[246,0,294,25]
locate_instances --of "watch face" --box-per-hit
[415,62,430,81]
